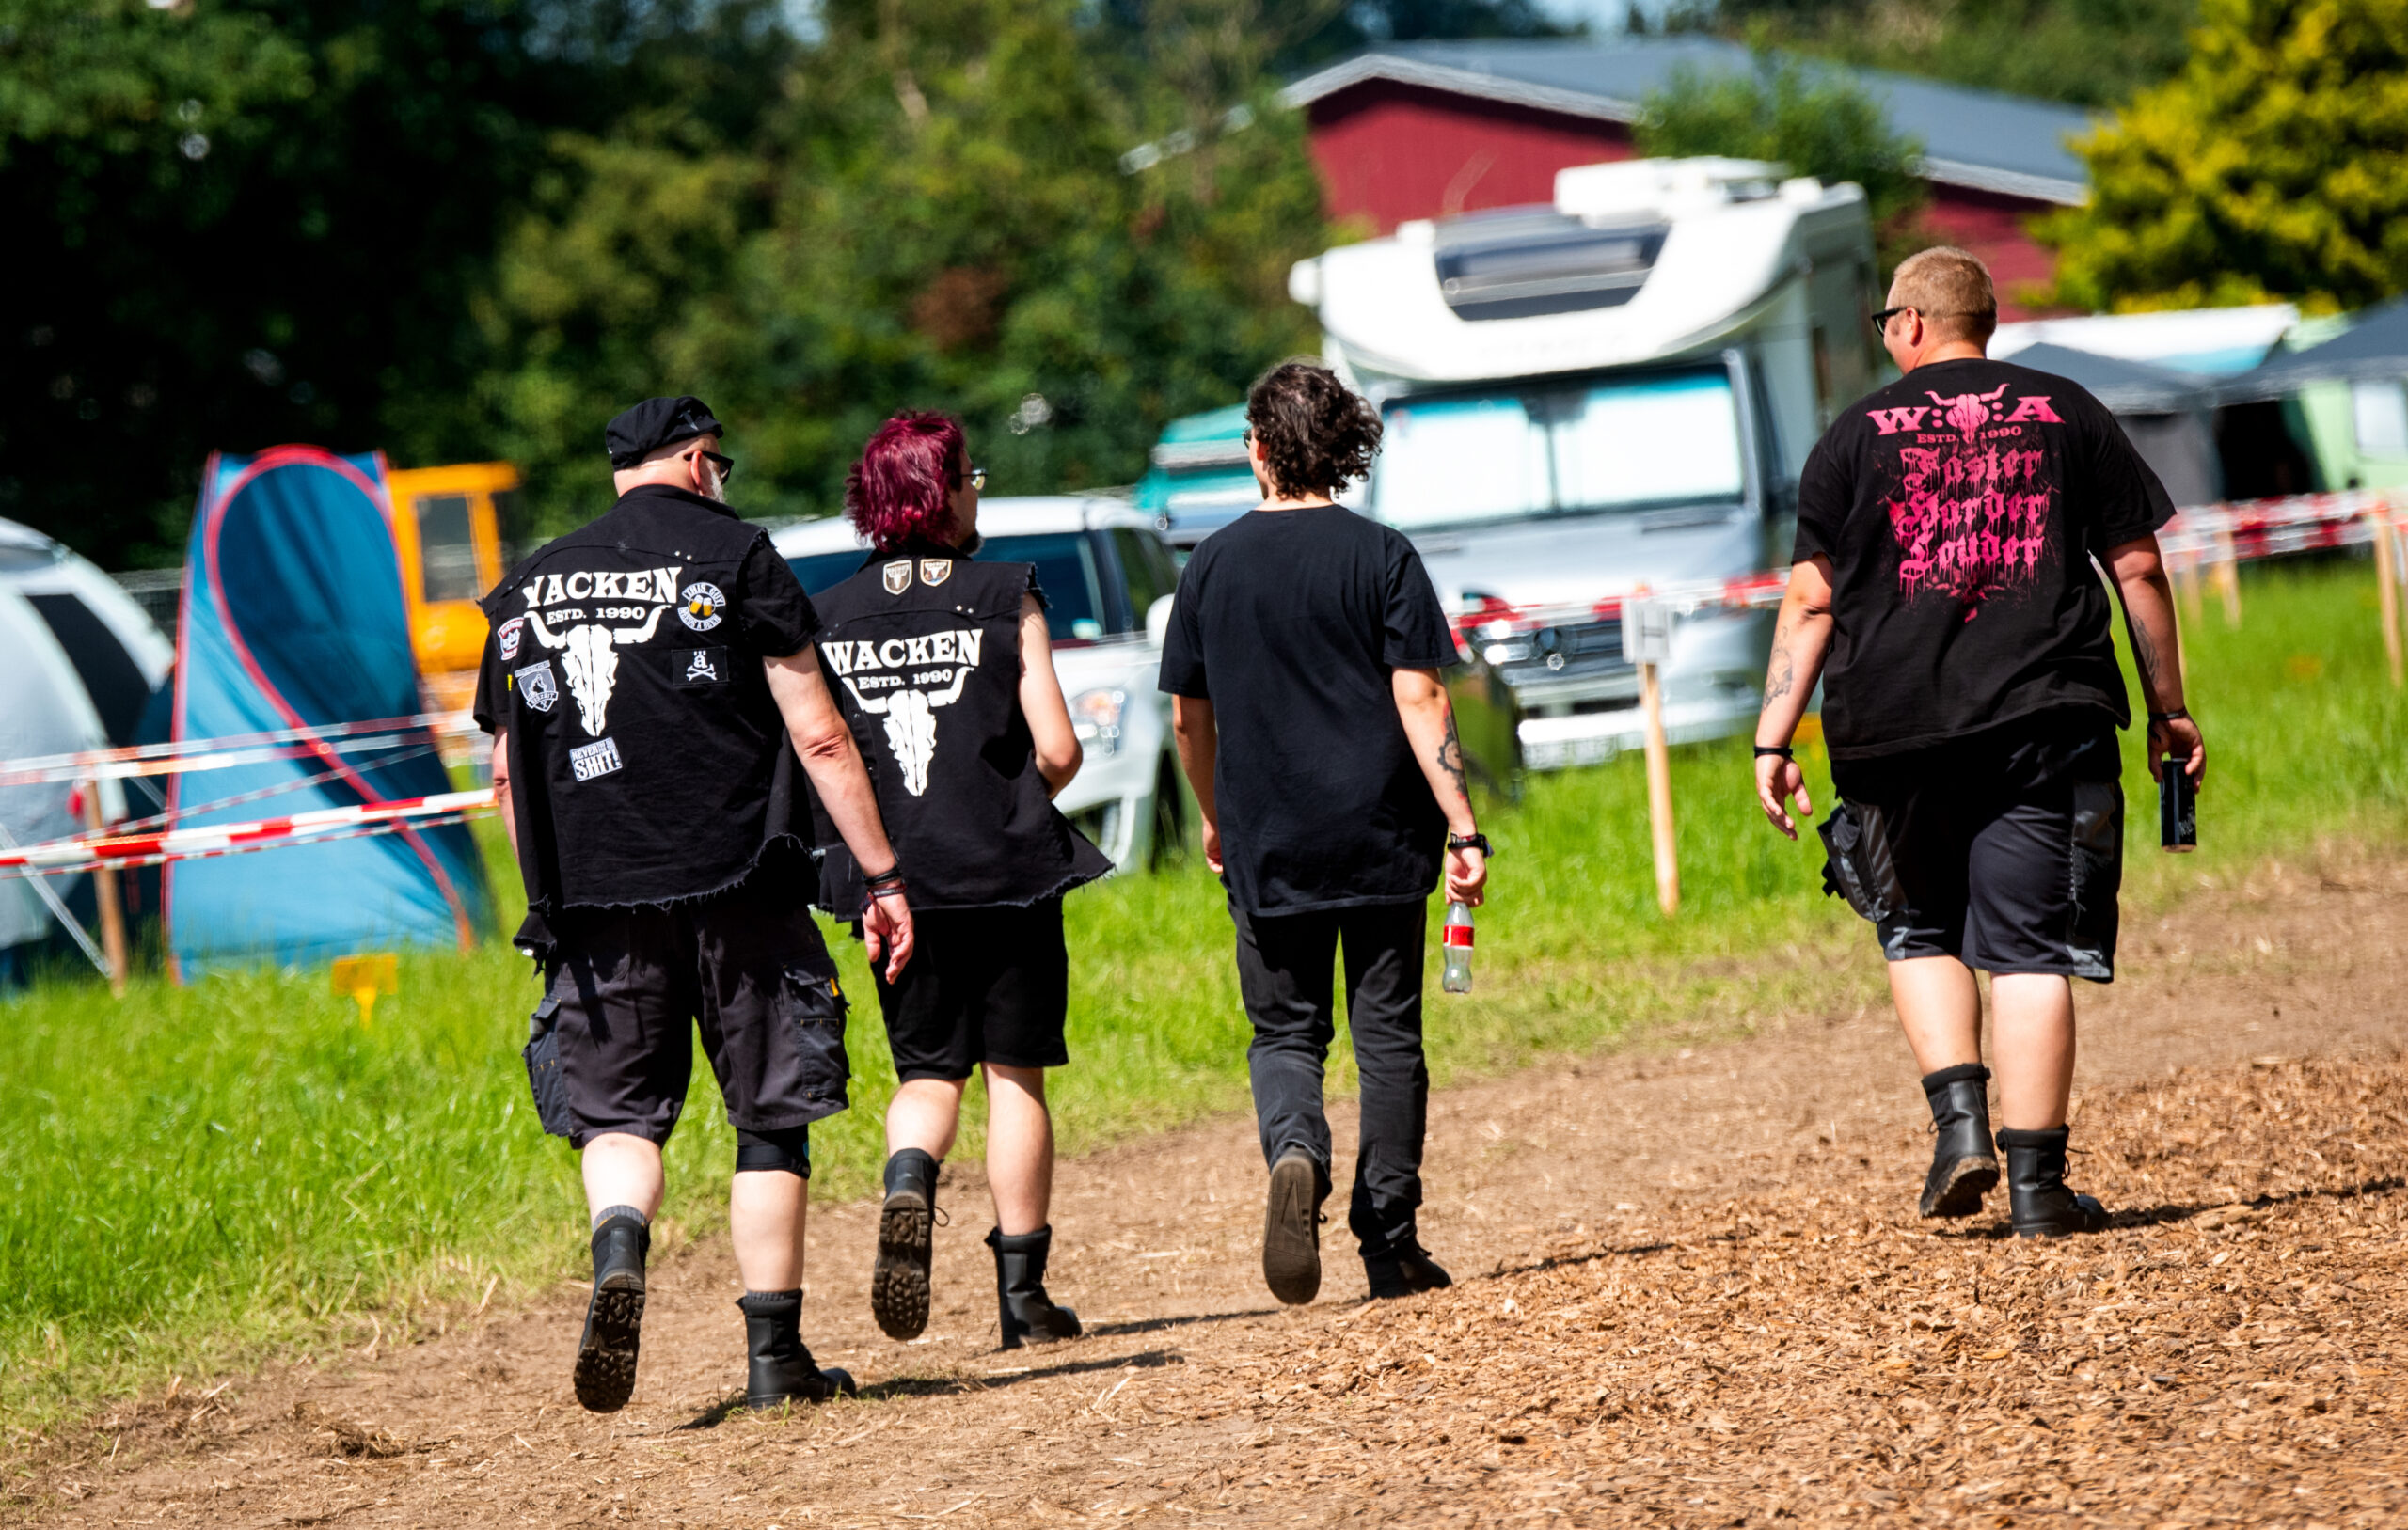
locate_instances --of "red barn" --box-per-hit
[1282,39,2094,321]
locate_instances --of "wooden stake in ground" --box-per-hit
[2374,502,2405,689]
[1624,597,1678,918]
[2212,527,2242,628]
[80,780,128,998]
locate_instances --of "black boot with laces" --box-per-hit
[574,1213,649,1414]
[1997,1125,2111,1238]
[1919,1064,2000,1219]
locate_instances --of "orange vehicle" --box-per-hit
[386,461,518,711]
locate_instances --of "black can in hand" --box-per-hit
[2159,756,2196,852]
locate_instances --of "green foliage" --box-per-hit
[1669,0,2198,109]
[1634,54,1927,263]
[2040,0,2408,314]
[478,0,1330,534]
[2,560,2402,1425]
[0,0,1334,560]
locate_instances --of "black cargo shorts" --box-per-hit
[1820,713,2125,981]
[522,884,850,1152]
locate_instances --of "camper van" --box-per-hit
[1286,157,1881,769]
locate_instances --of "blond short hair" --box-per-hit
[1890,247,1998,345]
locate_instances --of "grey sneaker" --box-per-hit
[1262,1152,1324,1306]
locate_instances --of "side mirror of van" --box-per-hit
[1146,593,1175,650]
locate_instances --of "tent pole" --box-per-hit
[83,781,129,998]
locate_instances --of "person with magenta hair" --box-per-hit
[809,411,1109,1349]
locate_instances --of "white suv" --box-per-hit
[773,498,1185,873]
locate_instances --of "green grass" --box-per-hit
[1,560,2401,1430]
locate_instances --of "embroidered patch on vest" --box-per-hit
[919,558,952,588]
[673,646,728,687]
[678,581,726,632]
[569,737,623,781]
[497,617,525,661]
[515,660,559,713]
[883,560,913,595]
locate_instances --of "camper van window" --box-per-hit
[415,494,481,602]
[2352,381,2408,458]
[1373,370,1745,530]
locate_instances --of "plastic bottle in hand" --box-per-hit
[1441,901,1474,994]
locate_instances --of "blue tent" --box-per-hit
[166,447,491,975]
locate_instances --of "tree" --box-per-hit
[477,0,1333,534]
[0,0,794,565]
[1665,0,2197,110]
[2040,0,2408,314]
[1635,55,1927,263]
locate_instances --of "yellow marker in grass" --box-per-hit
[331,954,399,1028]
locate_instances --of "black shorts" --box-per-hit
[523,886,850,1152]
[1823,715,2124,980]
[872,900,1069,1081]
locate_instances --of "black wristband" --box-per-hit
[2148,707,2190,723]
[1447,832,1490,855]
[1753,744,1794,759]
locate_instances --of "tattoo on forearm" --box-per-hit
[2128,613,2163,698]
[1436,712,1470,802]
[1762,645,1795,709]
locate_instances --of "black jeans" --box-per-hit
[1230,898,1430,1259]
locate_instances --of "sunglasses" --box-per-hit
[689,448,735,481]
[1869,305,1914,337]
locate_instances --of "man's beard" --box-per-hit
[702,467,726,504]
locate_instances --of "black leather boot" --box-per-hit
[986,1225,1082,1349]
[1997,1126,2111,1238]
[574,1214,649,1413]
[1363,1238,1452,1300]
[1919,1064,2000,1219]
[738,1290,858,1408]
[872,1148,939,1341]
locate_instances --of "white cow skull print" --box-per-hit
[522,605,667,735]
[842,667,972,796]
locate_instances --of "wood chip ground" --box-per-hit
[11,860,2406,1527]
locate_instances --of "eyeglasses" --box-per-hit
[689,449,735,481]
[956,464,987,492]
[1869,305,1914,337]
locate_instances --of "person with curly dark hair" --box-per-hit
[1159,359,1490,1307]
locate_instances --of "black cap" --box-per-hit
[605,396,723,469]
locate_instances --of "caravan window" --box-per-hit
[1371,370,1745,530]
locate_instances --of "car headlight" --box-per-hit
[1071,687,1128,758]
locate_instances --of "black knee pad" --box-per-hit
[735,1126,812,1178]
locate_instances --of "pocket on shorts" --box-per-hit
[1818,800,1907,924]
[779,962,852,1124]
[2065,778,2123,980]
[523,991,573,1139]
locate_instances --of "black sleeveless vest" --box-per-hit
[810,544,1111,912]
[477,485,811,924]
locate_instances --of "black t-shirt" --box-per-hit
[807,545,1111,912]
[1794,356,2176,761]
[471,484,821,918]
[1157,506,1459,915]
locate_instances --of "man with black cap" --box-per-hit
[475,395,916,1413]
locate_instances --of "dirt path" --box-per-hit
[16,857,2408,1528]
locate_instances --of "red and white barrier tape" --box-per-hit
[0,789,494,879]
[0,712,480,789]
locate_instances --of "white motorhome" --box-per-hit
[1289,157,1881,768]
